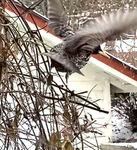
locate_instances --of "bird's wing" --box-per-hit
[45,52,84,75]
[64,10,137,53]
[47,0,71,37]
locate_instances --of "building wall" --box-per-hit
[68,63,112,144]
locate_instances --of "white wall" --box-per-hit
[68,63,112,144]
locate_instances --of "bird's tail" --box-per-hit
[45,52,84,75]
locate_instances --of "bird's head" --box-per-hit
[92,45,102,54]
[92,46,110,58]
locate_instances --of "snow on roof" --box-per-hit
[106,51,137,71]
[102,143,137,149]
[5,0,137,84]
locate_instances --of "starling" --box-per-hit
[46,0,137,75]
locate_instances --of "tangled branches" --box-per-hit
[0,1,108,149]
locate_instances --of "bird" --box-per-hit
[46,0,137,75]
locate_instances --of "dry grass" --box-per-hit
[0,1,108,149]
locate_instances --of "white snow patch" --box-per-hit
[112,108,137,143]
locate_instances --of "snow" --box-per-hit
[114,39,137,52]
[106,51,137,71]
[101,40,137,71]
[103,142,137,149]
[112,108,137,143]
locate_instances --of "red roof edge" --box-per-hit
[5,0,137,82]
[5,0,53,33]
[91,53,137,81]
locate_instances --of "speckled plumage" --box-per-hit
[46,0,137,74]
[50,42,91,73]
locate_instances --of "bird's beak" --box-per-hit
[99,50,110,58]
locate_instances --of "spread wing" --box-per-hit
[47,0,72,37]
[64,10,137,53]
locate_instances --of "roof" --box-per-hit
[5,0,137,87]
[5,0,51,33]
[106,50,137,68]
